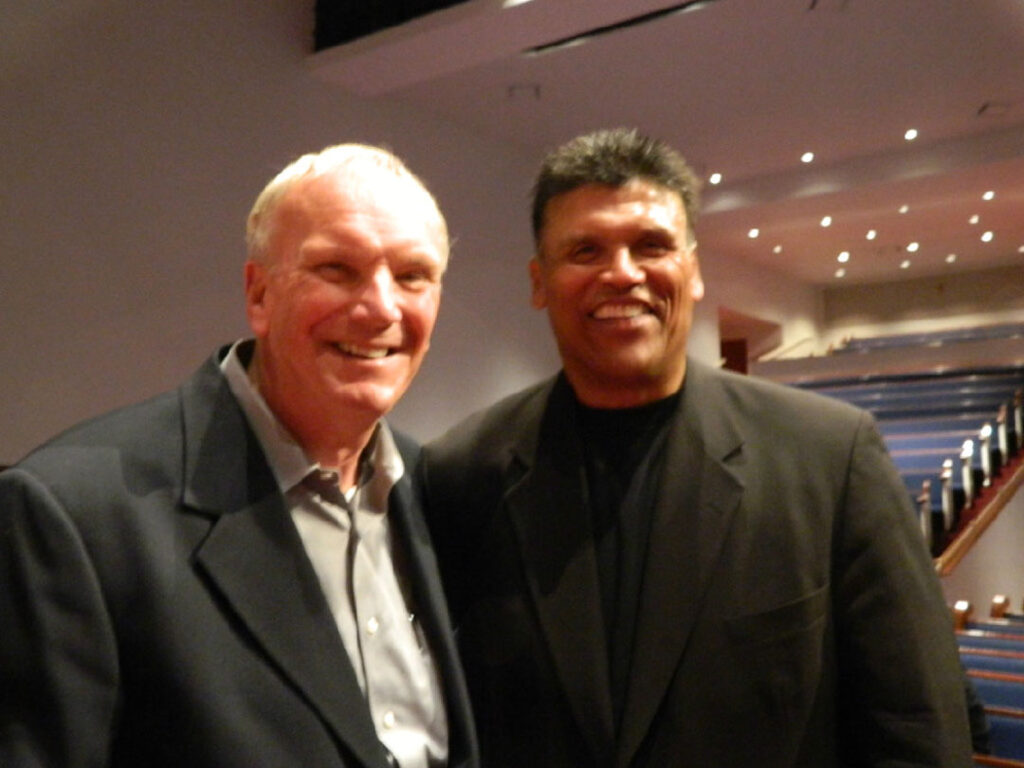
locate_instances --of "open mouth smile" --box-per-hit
[591,302,654,320]
[330,341,394,359]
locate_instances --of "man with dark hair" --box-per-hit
[420,128,972,766]
[0,144,477,768]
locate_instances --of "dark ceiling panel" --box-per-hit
[314,0,472,50]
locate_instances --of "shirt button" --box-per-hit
[366,616,380,635]
[382,711,396,729]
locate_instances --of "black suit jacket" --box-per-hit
[421,360,972,767]
[0,349,477,768]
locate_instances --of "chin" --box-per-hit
[337,384,406,418]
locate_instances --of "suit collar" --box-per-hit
[504,363,747,767]
[194,494,391,768]
[505,375,617,760]
[180,349,279,514]
[617,360,746,765]
[180,350,394,768]
[388,434,479,766]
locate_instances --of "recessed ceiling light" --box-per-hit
[946,254,957,263]
[981,231,994,242]
[904,128,918,141]
[773,244,783,254]
[709,172,722,185]
[835,268,846,278]
[982,190,995,201]
[969,214,980,225]
[1018,245,1024,253]
[866,229,877,240]
[837,251,850,263]
[906,242,919,253]
[900,260,911,269]
[748,228,760,239]
[801,152,815,163]
[898,205,910,214]
[820,215,832,227]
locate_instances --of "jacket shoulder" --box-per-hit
[8,352,225,507]
[425,378,553,467]
[698,362,868,430]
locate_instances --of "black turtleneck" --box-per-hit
[575,388,680,728]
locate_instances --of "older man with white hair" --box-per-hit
[0,143,477,768]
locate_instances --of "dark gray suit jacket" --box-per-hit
[0,348,477,768]
[421,360,972,767]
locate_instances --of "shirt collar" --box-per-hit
[219,340,404,495]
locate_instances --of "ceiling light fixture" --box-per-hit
[904,128,918,141]
[708,172,722,185]
[906,242,919,253]
[900,260,911,269]
[801,152,814,163]
[982,190,995,201]
[773,245,783,254]
[820,215,832,227]
[898,205,909,214]
[969,214,980,225]
[981,231,994,242]
[866,229,877,240]
[946,254,957,263]
[748,228,759,239]
[835,268,846,278]
[837,251,850,263]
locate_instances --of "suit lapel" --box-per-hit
[505,378,616,762]
[617,361,746,767]
[387,437,478,767]
[180,354,390,768]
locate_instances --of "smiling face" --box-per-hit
[530,180,703,408]
[244,166,446,456]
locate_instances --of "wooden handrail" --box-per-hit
[937,458,1024,575]
[986,705,1024,719]
[975,754,1024,767]
[967,669,1024,685]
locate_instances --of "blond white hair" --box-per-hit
[245,143,448,264]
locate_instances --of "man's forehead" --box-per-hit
[272,168,448,263]
[279,166,440,223]
[285,166,425,207]
[543,181,687,234]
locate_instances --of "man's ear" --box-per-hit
[529,257,547,310]
[689,251,705,301]
[244,260,270,337]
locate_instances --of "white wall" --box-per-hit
[821,265,1024,349]
[13,0,977,464]
[1,0,836,463]
[940,481,1024,612]
[0,0,557,463]
[694,247,825,364]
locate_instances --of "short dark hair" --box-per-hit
[531,127,701,248]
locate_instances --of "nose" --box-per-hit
[601,247,644,286]
[354,267,402,325]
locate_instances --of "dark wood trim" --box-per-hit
[968,669,1024,685]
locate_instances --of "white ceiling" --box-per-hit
[311,0,1024,286]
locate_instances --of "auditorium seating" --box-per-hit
[835,322,1024,355]
[956,600,1024,764]
[793,363,1023,555]
[758,325,1024,763]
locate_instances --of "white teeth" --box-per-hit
[334,342,389,359]
[593,304,645,319]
